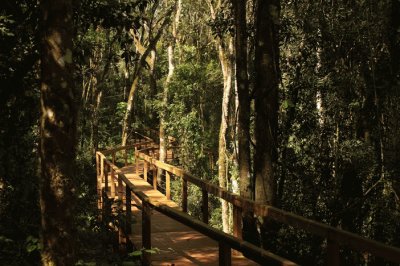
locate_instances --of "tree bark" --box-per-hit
[217,39,234,233]
[254,0,280,206]
[207,0,233,233]
[232,0,251,200]
[40,0,77,264]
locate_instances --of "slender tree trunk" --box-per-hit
[217,39,233,233]
[92,88,102,155]
[207,0,233,233]
[160,0,181,164]
[122,75,139,146]
[40,0,77,264]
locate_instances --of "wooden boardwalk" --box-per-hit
[120,166,258,266]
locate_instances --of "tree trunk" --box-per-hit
[254,0,280,206]
[217,39,233,233]
[232,0,258,243]
[122,75,139,146]
[233,0,251,200]
[40,0,77,264]
[160,0,181,164]
[207,0,233,233]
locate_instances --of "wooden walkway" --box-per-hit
[120,166,258,265]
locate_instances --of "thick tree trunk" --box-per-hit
[254,0,280,206]
[233,0,251,200]
[40,0,77,264]
[232,0,257,243]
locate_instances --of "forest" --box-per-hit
[1,0,400,265]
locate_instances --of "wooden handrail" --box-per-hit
[96,135,400,265]
[133,145,400,263]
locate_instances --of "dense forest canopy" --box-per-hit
[0,0,399,265]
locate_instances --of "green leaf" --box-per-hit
[282,99,294,109]
[144,248,159,254]
[129,250,143,257]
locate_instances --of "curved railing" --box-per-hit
[96,132,400,265]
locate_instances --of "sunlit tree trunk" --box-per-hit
[160,0,181,164]
[207,0,233,233]
[217,41,233,233]
[40,0,77,264]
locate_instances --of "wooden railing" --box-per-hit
[96,133,400,266]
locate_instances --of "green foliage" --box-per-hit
[162,57,222,177]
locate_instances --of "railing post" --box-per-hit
[110,167,116,198]
[102,164,109,218]
[166,171,171,200]
[124,149,128,166]
[202,188,208,224]
[125,185,133,253]
[98,156,105,210]
[327,239,340,266]
[135,147,139,175]
[96,154,101,210]
[104,163,109,196]
[117,174,124,247]
[100,156,104,182]
[144,161,148,182]
[182,176,188,213]
[219,242,231,266]
[96,153,99,178]
[152,164,157,190]
[142,199,152,266]
[233,206,242,240]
